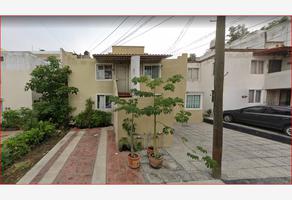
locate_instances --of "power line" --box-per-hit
[100,17,153,54]
[89,17,129,52]
[171,17,281,55]
[119,16,174,45]
[168,17,245,54]
[165,17,195,53]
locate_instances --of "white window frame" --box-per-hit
[142,63,162,79]
[185,92,203,110]
[95,63,113,81]
[248,89,262,103]
[96,93,113,110]
[187,67,200,81]
[250,60,264,74]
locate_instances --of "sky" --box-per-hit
[1,16,283,57]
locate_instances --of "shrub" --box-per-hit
[2,108,39,131]
[18,107,39,130]
[74,98,112,128]
[1,121,56,169]
[2,109,21,130]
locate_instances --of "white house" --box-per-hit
[1,51,48,109]
[187,19,291,112]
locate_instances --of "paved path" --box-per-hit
[17,127,144,184]
[17,123,290,184]
[165,123,291,183]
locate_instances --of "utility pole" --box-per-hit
[212,16,226,179]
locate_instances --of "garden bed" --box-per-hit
[2,130,67,184]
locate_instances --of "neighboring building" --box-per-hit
[189,19,291,112]
[1,51,47,109]
[64,46,203,146]
[1,50,62,110]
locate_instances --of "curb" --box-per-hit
[203,118,291,145]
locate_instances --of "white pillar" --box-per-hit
[130,56,140,91]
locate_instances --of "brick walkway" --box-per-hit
[106,130,144,184]
[17,127,144,184]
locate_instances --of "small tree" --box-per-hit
[131,75,190,159]
[25,56,78,127]
[227,24,249,44]
[111,97,141,157]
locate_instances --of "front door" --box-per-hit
[115,64,129,93]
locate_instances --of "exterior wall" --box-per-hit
[199,52,267,111]
[63,51,113,116]
[112,46,144,55]
[198,51,291,112]
[1,51,46,109]
[32,51,61,60]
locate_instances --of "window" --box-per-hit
[186,94,201,109]
[243,106,266,113]
[96,95,112,109]
[251,60,264,74]
[144,65,160,79]
[188,68,199,81]
[248,90,261,103]
[96,64,112,80]
[0,56,3,62]
[211,90,214,102]
[268,60,282,73]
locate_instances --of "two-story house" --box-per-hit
[63,46,203,146]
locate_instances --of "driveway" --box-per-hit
[165,123,291,183]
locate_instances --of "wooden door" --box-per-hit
[115,64,129,93]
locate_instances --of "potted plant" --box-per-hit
[111,97,141,169]
[132,75,190,169]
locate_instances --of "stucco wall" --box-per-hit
[198,51,291,111]
[112,46,144,54]
[2,51,46,109]
[63,51,113,115]
[115,53,203,147]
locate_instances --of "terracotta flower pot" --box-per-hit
[149,153,163,169]
[128,153,141,169]
[147,146,154,157]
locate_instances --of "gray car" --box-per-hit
[223,106,291,136]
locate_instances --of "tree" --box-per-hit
[25,56,78,127]
[111,97,141,158]
[227,24,249,44]
[132,75,189,160]
[261,16,289,30]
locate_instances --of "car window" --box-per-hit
[243,107,266,113]
[267,108,291,116]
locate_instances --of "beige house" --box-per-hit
[64,46,203,146]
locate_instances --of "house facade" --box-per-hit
[63,46,203,146]
[189,19,291,112]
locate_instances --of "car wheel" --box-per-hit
[223,114,233,122]
[283,126,291,136]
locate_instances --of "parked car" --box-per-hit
[223,106,291,136]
